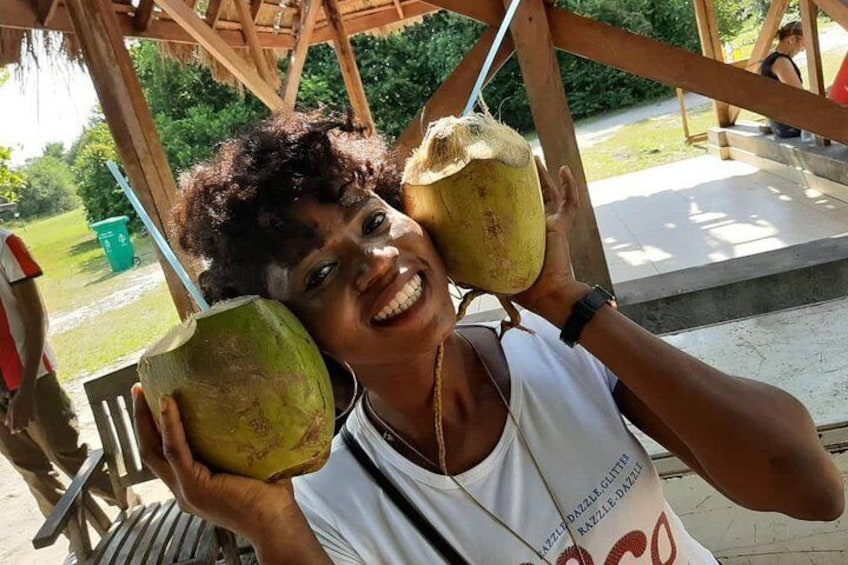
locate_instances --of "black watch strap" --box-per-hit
[560,285,615,347]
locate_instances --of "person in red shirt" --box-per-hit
[0,229,123,525]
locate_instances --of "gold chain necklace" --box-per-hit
[362,332,586,565]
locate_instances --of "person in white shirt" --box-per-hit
[134,112,843,564]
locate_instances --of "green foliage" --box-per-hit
[131,42,268,173]
[0,146,24,203]
[17,156,78,218]
[42,142,67,162]
[72,122,139,231]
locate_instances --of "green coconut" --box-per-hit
[402,113,546,330]
[139,296,334,480]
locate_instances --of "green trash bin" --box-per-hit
[91,216,135,273]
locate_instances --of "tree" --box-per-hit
[72,121,139,230]
[17,155,78,218]
[130,42,268,173]
[0,71,24,204]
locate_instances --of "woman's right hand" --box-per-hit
[132,384,298,541]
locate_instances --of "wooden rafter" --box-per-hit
[429,0,848,144]
[233,0,278,88]
[0,0,437,50]
[813,0,848,31]
[63,0,196,318]
[394,26,514,163]
[692,0,730,126]
[133,0,156,31]
[250,0,263,22]
[154,0,286,110]
[728,0,789,124]
[282,0,321,111]
[323,0,376,132]
[391,0,403,19]
[506,0,610,289]
[36,0,59,25]
[205,0,225,27]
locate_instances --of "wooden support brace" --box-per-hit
[233,0,279,88]
[282,0,321,111]
[323,0,376,133]
[154,0,286,111]
[63,0,196,318]
[391,0,404,19]
[728,0,789,123]
[813,0,848,31]
[692,0,731,126]
[133,0,155,31]
[430,0,848,145]
[801,0,830,146]
[394,26,514,165]
[37,0,60,25]
[205,0,225,27]
[251,0,263,22]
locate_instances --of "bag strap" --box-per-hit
[340,425,470,565]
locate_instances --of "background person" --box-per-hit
[759,21,806,138]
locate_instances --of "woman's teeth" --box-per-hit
[373,274,423,322]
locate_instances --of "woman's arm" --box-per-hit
[133,387,332,563]
[517,161,844,521]
[773,57,804,89]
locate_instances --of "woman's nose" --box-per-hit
[354,245,400,293]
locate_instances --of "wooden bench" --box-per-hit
[32,365,241,564]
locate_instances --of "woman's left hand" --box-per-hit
[514,157,588,314]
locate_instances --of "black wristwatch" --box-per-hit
[559,285,616,347]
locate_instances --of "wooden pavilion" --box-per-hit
[2,0,848,318]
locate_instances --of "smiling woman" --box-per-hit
[134,110,844,565]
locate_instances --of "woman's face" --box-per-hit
[265,189,457,369]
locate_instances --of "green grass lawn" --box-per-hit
[6,208,179,382]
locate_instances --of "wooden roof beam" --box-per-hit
[133,0,156,31]
[205,0,225,27]
[37,0,60,25]
[801,0,830,146]
[323,0,375,132]
[250,0,263,22]
[391,0,404,19]
[429,0,848,144]
[233,0,279,88]
[282,0,321,111]
[813,0,848,31]
[154,0,286,110]
[727,0,788,123]
[0,0,438,50]
[394,26,514,164]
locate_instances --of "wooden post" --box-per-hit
[727,0,789,123]
[677,88,692,142]
[233,0,278,89]
[394,27,514,165]
[281,0,320,112]
[505,0,612,289]
[692,0,731,126]
[323,0,376,133]
[801,0,830,146]
[64,0,196,318]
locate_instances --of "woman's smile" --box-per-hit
[372,271,426,324]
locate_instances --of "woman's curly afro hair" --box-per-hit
[172,111,402,302]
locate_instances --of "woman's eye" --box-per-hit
[363,211,386,235]
[306,263,335,290]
